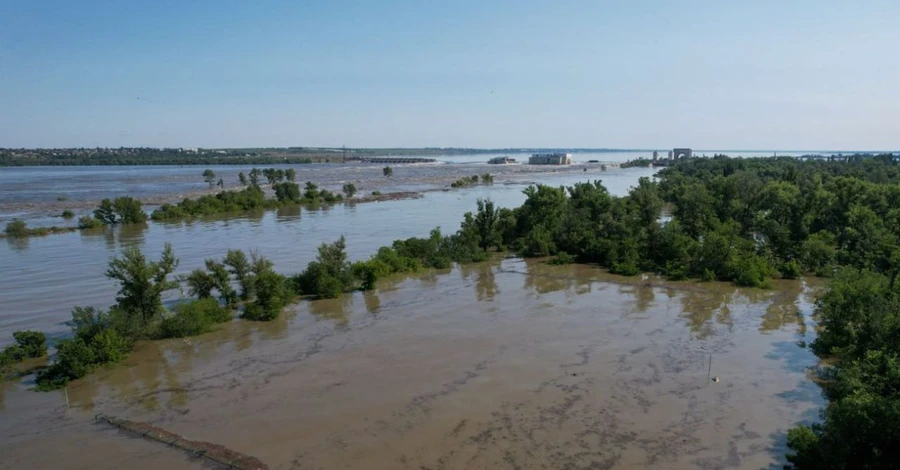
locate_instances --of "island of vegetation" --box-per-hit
[6,154,900,467]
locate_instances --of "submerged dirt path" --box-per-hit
[0,260,822,469]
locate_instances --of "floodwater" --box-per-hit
[0,151,808,223]
[0,260,823,469]
[0,165,656,340]
[1,155,825,469]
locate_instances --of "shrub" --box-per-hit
[781,259,803,279]
[160,298,230,338]
[89,329,131,363]
[732,254,773,288]
[372,191,381,196]
[77,215,103,229]
[36,338,97,390]
[4,219,28,237]
[343,182,357,198]
[61,210,75,219]
[242,271,289,320]
[548,252,575,265]
[12,331,47,358]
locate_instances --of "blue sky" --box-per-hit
[1,0,897,150]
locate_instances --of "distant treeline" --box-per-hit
[0,147,656,166]
[0,148,318,166]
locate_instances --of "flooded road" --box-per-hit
[0,260,822,469]
[0,166,655,340]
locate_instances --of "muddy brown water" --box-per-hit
[1,259,823,469]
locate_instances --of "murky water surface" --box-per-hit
[1,260,822,469]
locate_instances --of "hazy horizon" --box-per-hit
[2,1,898,149]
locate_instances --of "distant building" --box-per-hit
[529,153,572,165]
[673,148,692,159]
[653,150,659,160]
[488,156,517,164]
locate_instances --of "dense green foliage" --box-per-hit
[202,169,216,187]
[61,210,75,219]
[343,182,357,198]
[93,197,148,224]
[383,166,393,177]
[1,331,48,379]
[160,298,231,338]
[784,269,900,468]
[77,215,103,229]
[621,157,653,168]
[152,176,342,221]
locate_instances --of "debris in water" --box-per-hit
[95,414,268,469]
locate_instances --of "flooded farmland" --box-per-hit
[1,260,822,469]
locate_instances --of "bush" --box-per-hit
[4,219,28,237]
[160,298,230,338]
[61,210,75,219]
[12,331,47,358]
[89,329,131,363]
[36,338,97,390]
[548,252,575,265]
[343,182,357,198]
[731,254,773,288]
[77,215,103,229]
[781,259,803,279]
[242,271,288,321]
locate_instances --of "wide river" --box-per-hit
[1,152,822,469]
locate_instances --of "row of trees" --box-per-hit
[450,173,494,188]
[33,199,497,388]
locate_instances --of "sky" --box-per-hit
[0,0,897,150]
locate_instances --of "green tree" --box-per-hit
[224,249,253,300]
[343,182,358,198]
[249,168,261,186]
[273,182,301,203]
[238,171,248,186]
[105,243,179,333]
[4,219,28,237]
[383,166,393,178]
[203,169,216,187]
[285,168,297,182]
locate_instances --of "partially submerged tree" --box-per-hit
[203,169,216,187]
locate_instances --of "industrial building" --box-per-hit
[529,153,572,165]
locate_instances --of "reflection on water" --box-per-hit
[0,259,823,469]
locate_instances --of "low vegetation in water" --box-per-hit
[620,158,653,168]
[0,331,47,379]
[450,174,495,188]
[61,210,75,219]
[3,219,78,238]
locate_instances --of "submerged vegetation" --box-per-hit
[450,173,494,188]
[0,331,47,379]
[2,219,78,238]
